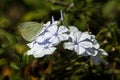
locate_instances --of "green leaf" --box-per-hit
[10,62,20,70]
[0,58,7,66]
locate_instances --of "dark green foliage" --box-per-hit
[0,0,120,80]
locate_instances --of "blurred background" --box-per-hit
[0,0,120,80]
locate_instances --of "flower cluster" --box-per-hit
[27,21,69,58]
[26,20,108,64]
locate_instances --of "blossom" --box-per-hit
[64,26,101,56]
[35,21,60,43]
[64,31,93,55]
[27,46,57,58]
[35,20,69,46]
[27,39,56,58]
[46,25,69,46]
[69,26,79,33]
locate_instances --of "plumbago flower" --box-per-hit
[46,25,69,46]
[27,20,69,58]
[64,26,93,55]
[35,21,60,43]
[27,40,57,58]
[64,26,108,64]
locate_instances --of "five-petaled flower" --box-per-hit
[27,41,56,58]
[46,25,69,46]
[64,31,93,55]
[64,26,107,57]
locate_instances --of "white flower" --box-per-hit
[27,40,56,58]
[64,31,93,55]
[35,21,69,46]
[46,25,69,46]
[69,26,79,33]
[27,46,56,58]
[64,26,103,56]
[35,21,60,43]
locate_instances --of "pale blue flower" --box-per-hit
[46,25,69,46]
[27,46,56,58]
[27,39,56,58]
[69,26,79,33]
[64,26,101,56]
[64,31,93,55]
[35,21,60,43]
[35,20,69,46]
[64,26,108,61]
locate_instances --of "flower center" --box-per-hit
[74,41,78,45]
[54,32,58,36]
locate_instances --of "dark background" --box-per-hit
[0,0,120,80]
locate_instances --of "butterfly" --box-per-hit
[18,22,43,42]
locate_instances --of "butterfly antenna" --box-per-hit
[51,15,55,23]
[60,10,65,25]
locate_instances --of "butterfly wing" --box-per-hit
[18,22,43,42]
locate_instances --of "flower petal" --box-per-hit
[86,48,98,56]
[44,32,53,39]
[27,49,34,55]
[69,26,79,33]
[93,42,100,49]
[80,41,93,48]
[27,41,35,48]
[70,32,82,42]
[58,26,68,33]
[47,25,58,34]
[49,36,60,45]
[77,46,86,54]
[58,34,69,41]
[64,42,74,50]
[76,32,82,42]
[79,32,90,41]
[99,49,108,56]
[36,35,45,42]
[43,21,51,27]
[33,50,44,58]
[44,47,56,55]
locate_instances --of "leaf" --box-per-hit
[10,62,20,70]
[0,58,7,66]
